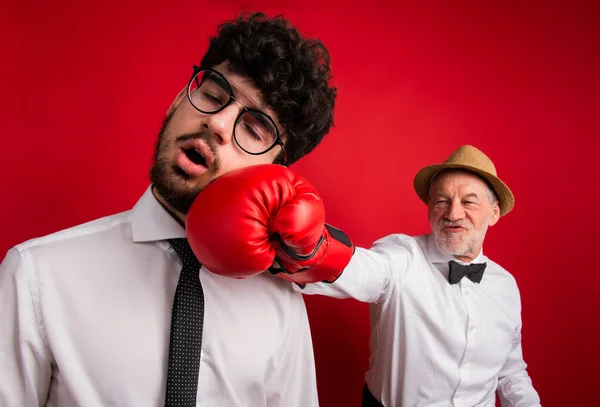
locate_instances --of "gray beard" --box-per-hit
[436,216,490,258]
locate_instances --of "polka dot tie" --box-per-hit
[165,238,204,406]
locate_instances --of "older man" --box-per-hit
[299,145,542,406]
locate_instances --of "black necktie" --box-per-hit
[448,260,487,284]
[165,238,204,407]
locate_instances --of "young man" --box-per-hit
[0,12,338,407]
[299,145,542,406]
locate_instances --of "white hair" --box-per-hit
[486,186,498,205]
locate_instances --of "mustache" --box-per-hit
[176,131,211,144]
[439,219,473,230]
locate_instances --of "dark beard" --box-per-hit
[149,113,220,215]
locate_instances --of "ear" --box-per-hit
[488,202,501,227]
[166,87,188,116]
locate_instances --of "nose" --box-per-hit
[203,102,241,145]
[445,200,465,222]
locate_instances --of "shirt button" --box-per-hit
[469,325,475,332]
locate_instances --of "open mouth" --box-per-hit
[183,147,207,168]
[176,139,214,176]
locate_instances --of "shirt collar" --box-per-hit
[130,185,186,243]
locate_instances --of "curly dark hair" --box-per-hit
[199,12,337,165]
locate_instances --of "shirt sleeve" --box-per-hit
[0,248,52,406]
[296,234,415,303]
[496,323,542,406]
[265,292,319,407]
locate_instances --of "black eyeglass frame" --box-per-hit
[186,66,287,165]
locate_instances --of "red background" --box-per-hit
[2,1,599,405]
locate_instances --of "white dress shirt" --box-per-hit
[299,233,541,407]
[0,186,319,407]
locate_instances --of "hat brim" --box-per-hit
[413,163,515,216]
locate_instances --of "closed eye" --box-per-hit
[202,91,225,105]
[242,122,264,141]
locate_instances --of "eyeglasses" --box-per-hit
[187,66,287,165]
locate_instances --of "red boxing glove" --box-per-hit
[269,222,355,285]
[185,164,354,284]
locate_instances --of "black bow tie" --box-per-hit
[448,260,487,284]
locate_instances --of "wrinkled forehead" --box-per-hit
[429,169,489,196]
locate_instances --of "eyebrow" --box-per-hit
[248,110,272,128]
[434,192,480,199]
[209,69,281,129]
[463,193,480,200]
[228,76,273,113]
[204,73,230,94]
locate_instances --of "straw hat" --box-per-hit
[413,145,514,216]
